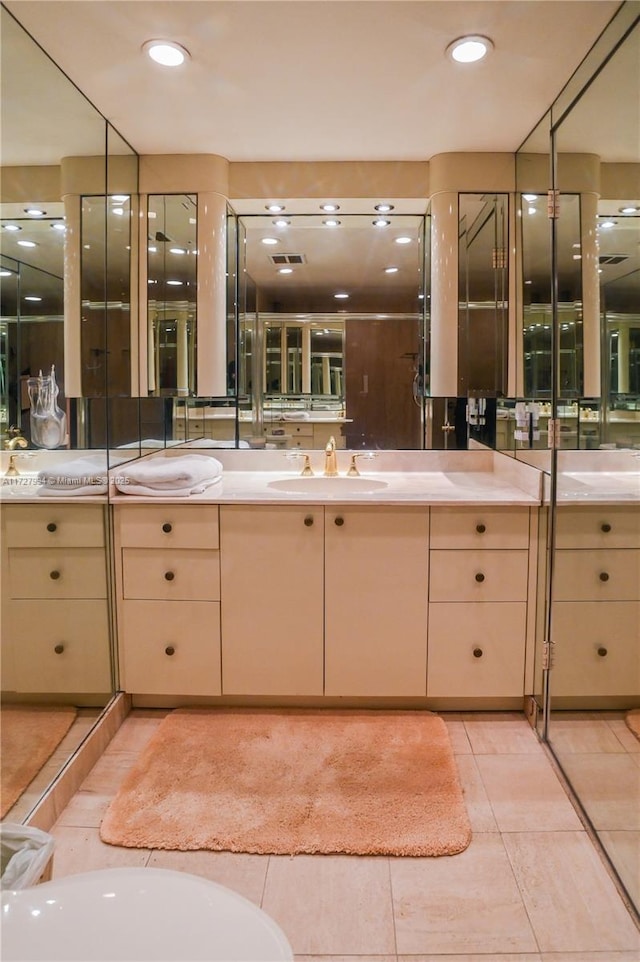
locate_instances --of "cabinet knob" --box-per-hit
[49,570,61,580]
[473,647,483,658]
[601,523,611,533]
[164,571,175,581]
[54,643,65,654]
[476,523,486,534]
[599,571,609,582]
[304,516,314,527]
[475,572,485,583]
[46,522,57,533]
[165,645,176,656]
[334,517,345,527]
[162,522,173,533]
[597,646,608,657]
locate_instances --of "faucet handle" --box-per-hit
[284,450,315,476]
[347,451,377,477]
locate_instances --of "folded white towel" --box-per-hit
[114,454,222,495]
[37,455,108,494]
[116,475,222,498]
[184,438,250,449]
[38,483,107,498]
[282,411,310,420]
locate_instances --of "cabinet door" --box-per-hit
[324,506,429,696]
[220,505,324,695]
[551,601,640,696]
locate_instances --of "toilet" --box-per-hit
[1,867,293,961]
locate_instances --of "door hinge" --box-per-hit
[542,639,555,670]
[547,189,560,219]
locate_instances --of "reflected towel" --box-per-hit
[37,455,108,495]
[114,454,223,495]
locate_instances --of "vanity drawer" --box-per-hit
[427,602,526,697]
[288,422,314,437]
[550,601,640,696]
[555,506,640,549]
[429,549,529,601]
[116,504,219,549]
[8,547,107,599]
[6,599,111,693]
[121,600,221,695]
[121,547,220,600]
[430,506,530,549]
[553,549,640,601]
[3,504,105,548]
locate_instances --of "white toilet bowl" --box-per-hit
[1,866,293,961]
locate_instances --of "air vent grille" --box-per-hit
[269,253,306,265]
[599,254,629,265]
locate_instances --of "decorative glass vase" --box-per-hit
[28,365,67,449]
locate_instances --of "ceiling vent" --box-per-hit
[598,254,629,265]
[269,253,306,265]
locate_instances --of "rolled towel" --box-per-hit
[37,455,108,496]
[183,438,250,448]
[114,454,222,496]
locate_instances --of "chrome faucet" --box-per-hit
[4,427,28,451]
[323,436,338,477]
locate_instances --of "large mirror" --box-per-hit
[0,6,133,822]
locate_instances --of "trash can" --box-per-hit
[0,823,55,890]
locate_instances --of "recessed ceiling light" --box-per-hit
[323,219,341,227]
[522,194,538,203]
[24,295,42,302]
[51,222,66,232]
[111,195,129,203]
[261,237,278,245]
[334,292,349,299]
[169,247,186,254]
[112,207,124,216]
[278,267,293,274]
[374,203,394,212]
[17,240,37,248]
[266,204,285,213]
[528,207,537,215]
[384,266,399,274]
[395,236,412,244]
[148,246,157,253]
[273,218,291,227]
[320,203,340,212]
[619,205,640,214]
[599,220,616,229]
[0,269,13,277]
[3,224,21,231]
[166,279,183,285]
[143,40,190,67]
[446,35,493,63]
[373,218,390,228]
[24,207,46,216]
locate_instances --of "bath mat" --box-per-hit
[625,710,640,741]
[1,705,77,818]
[100,709,472,856]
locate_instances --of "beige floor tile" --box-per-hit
[540,954,640,961]
[548,718,626,754]
[146,849,269,906]
[262,855,395,956]
[557,753,640,831]
[475,754,582,832]
[106,710,168,754]
[454,755,498,832]
[608,718,640,753]
[398,955,541,962]
[502,831,640,953]
[297,957,396,962]
[390,833,538,955]
[442,718,472,754]
[598,830,640,909]
[49,826,150,878]
[463,716,543,754]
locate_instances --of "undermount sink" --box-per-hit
[268,476,388,494]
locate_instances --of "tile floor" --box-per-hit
[47,710,640,961]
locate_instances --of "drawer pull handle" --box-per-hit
[164,571,175,582]
[597,646,608,657]
[601,523,611,533]
[599,572,609,582]
[475,572,485,583]
[162,522,173,534]
[54,643,65,655]
[304,516,314,527]
[46,522,57,533]
[473,647,483,658]
[165,645,176,657]
[335,517,345,527]
[50,570,61,580]
[476,523,486,534]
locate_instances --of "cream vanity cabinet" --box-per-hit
[0,503,111,697]
[427,507,534,698]
[551,505,640,698]
[113,504,222,696]
[219,504,429,697]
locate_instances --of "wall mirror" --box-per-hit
[0,6,133,823]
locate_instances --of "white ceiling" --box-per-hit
[3,0,621,164]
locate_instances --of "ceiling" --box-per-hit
[3,0,622,164]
